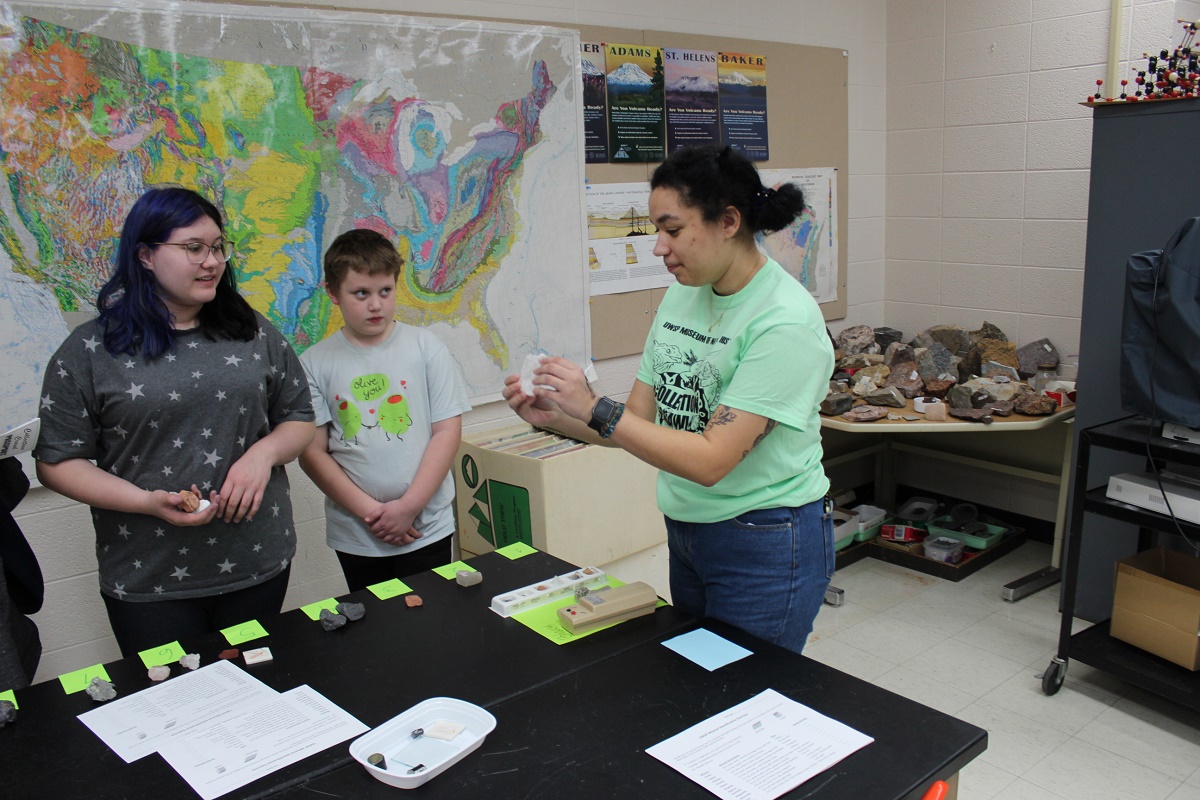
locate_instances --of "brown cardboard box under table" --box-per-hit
[1111,547,1200,671]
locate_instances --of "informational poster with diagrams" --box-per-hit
[585,183,674,296]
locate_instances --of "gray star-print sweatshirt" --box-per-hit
[34,314,314,602]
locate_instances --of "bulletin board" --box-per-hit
[576,25,850,359]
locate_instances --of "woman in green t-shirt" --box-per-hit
[504,145,834,654]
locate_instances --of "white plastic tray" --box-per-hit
[349,697,496,789]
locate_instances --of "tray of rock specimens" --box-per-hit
[350,697,496,789]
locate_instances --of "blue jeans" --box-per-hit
[666,496,834,654]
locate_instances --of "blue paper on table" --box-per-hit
[662,629,753,671]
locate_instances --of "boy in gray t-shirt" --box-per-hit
[299,230,469,592]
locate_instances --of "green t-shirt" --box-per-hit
[636,258,833,523]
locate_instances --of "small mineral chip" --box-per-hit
[85,677,117,702]
[219,649,239,660]
[147,665,171,682]
[0,700,16,727]
[177,489,201,512]
[404,594,423,608]
[336,602,366,621]
[319,608,348,631]
[179,653,200,671]
[455,569,482,587]
[244,647,273,665]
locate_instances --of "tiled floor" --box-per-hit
[806,541,1200,800]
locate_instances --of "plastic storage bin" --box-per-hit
[833,507,860,551]
[851,504,888,542]
[925,516,1006,550]
[923,536,965,564]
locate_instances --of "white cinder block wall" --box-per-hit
[881,0,1177,513]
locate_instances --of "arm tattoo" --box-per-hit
[704,406,737,430]
[741,419,778,462]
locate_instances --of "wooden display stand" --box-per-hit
[454,424,663,567]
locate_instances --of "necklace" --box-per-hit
[708,296,727,333]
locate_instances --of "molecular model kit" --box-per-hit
[1089,18,1199,102]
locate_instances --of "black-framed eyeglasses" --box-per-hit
[152,240,234,264]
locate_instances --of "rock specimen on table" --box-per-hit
[851,374,879,397]
[1013,392,1058,415]
[842,405,890,422]
[983,400,1014,417]
[884,342,917,368]
[837,324,879,356]
[924,403,948,421]
[865,386,906,408]
[244,647,273,665]
[946,385,975,409]
[86,677,117,702]
[969,390,997,409]
[820,393,855,415]
[179,653,200,671]
[1017,338,1060,378]
[911,325,970,356]
[873,326,904,350]
[148,666,171,682]
[965,376,1019,402]
[969,321,1009,348]
[336,602,367,621]
[917,343,955,382]
[319,608,348,631]
[856,364,891,384]
[456,570,483,587]
[977,339,1019,371]
[0,700,16,728]
[949,408,994,424]
[981,361,1020,381]
[922,376,956,399]
[219,649,239,661]
[838,353,884,370]
[828,379,850,394]
[884,362,924,398]
[405,594,424,608]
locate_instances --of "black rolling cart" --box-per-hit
[1042,416,1200,709]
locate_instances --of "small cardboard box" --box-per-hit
[1110,547,1200,670]
[455,424,663,566]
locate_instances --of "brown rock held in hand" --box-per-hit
[177,490,201,513]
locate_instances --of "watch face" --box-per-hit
[589,396,617,431]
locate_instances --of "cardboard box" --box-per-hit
[1110,547,1200,670]
[455,424,663,566]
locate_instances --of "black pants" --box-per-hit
[335,537,453,593]
[102,567,291,658]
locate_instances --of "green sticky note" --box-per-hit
[367,578,412,600]
[221,619,269,645]
[58,664,112,695]
[432,561,475,579]
[300,598,341,620]
[495,542,538,560]
[0,689,16,709]
[138,640,185,668]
